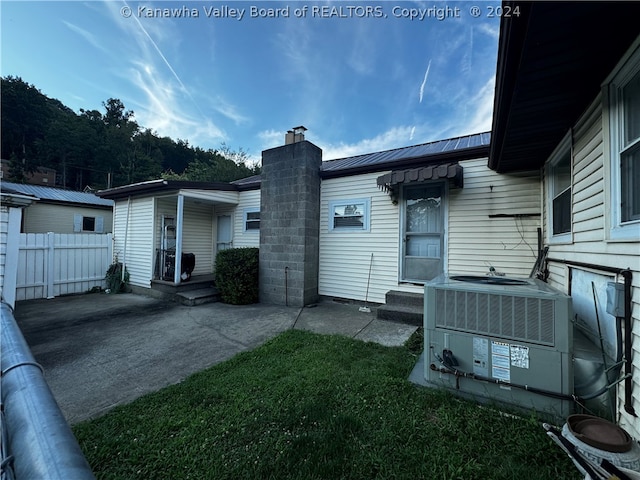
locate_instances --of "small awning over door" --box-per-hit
[376,163,463,203]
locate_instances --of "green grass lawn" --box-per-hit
[73,329,580,479]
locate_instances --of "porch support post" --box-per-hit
[174,194,184,284]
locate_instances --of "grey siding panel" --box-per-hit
[22,204,113,234]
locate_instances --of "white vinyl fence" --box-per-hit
[16,233,113,301]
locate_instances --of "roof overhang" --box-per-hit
[489,1,640,173]
[97,179,239,200]
[0,192,38,208]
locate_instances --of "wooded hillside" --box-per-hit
[1,76,259,190]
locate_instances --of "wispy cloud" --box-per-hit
[419,59,431,103]
[128,61,225,144]
[347,21,375,75]
[460,75,495,135]
[63,21,109,55]
[321,125,415,160]
[102,1,231,147]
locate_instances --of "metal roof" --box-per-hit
[1,181,113,208]
[228,132,490,186]
[230,174,261,190]
[321,132,490,177]
[489,2,640,173]
[97,179,238,200]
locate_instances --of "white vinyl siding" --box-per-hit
[112,197,154,288]
[545,92,640,439]
[448,159,541,277]
[319,172,402,304]
[22,203,113,234]
[181,202,214,276]
[319,162,542,304]
[233,190,261,248]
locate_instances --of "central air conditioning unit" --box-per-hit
[424,274,573,421]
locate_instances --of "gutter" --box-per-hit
[546,258,636,417]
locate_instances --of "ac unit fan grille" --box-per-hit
[435,289,555,346]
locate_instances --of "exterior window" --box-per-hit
[546,133,572,242]
[620,69,640,223]
[329,198,370,231]
[608,43,640,239]
[83,216,96,232]
[74,213,104,233]
[244,208,260,231]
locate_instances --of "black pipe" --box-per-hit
[546,258,636,417]
[284,266,289,307]
[429,363,576,401]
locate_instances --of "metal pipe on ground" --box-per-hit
[1,302,95,480]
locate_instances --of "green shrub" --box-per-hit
[104,261,130,294]
[215,248,259,304]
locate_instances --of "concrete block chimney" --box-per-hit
[259,127,321,307]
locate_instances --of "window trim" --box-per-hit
[243,207,260,232]
[328,198,371,232]
[545,131,573,244]
[607,40,640,241]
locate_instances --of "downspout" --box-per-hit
[122,196,131,283]
[547,258,636,417]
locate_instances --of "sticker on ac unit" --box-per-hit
[491,341,511,382]
[510,344,530,369]
[472,337,489,377]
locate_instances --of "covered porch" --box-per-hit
[152,188,239,286]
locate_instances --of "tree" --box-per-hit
[0,77,254,189]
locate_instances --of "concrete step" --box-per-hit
[377,304,423,326]
[384,290,424,309]
[175,287,220,307]
[151,275,215,294]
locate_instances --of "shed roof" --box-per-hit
[489,1,640,173]
[1,181,113,208]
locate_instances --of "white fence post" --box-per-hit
[47,232,55,299]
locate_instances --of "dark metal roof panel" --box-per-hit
[1,181,113,207]
[322,132,490,173]
[230,174,261,190]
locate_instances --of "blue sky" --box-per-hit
[1,1,500,165]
